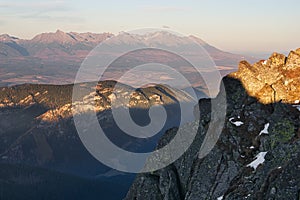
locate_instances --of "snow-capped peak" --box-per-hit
[0,34,19,42]
[105,31,206,48]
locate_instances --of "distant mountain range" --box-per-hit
[0,30,257,87]
[0,30,113,59]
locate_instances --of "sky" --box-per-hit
[0,0,299,53]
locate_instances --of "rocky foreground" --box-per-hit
[125,49,300,200]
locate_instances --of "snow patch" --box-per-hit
[259,123,269,135]
[229,117,244,127]
[232,121,244,126]
[217,196,223,200]
[250,146,255,149]
[263,60,267,65]
[247,152,268,170]
[293,105,300,111]
[1,156,8,160]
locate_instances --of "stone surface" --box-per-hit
[125,50,300,200]
[230,49,300,104]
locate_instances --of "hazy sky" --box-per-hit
[0,0,299,53]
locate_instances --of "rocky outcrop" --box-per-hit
[230,48,300,104]
[126,51,300,200]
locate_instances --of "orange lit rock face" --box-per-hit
[229,48,300,104]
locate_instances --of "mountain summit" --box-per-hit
[30,30,113,44]
[0,34,19,42]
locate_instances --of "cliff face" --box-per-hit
[126,49,300,200]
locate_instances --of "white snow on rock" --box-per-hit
[1,156,8,160]
[250,146,255,149]
[293,105,300,111]
[247,152,268,170]
[229,117,244,127]
[259,123,269,135]
[217,196,223,200]
[263,60,267,65]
